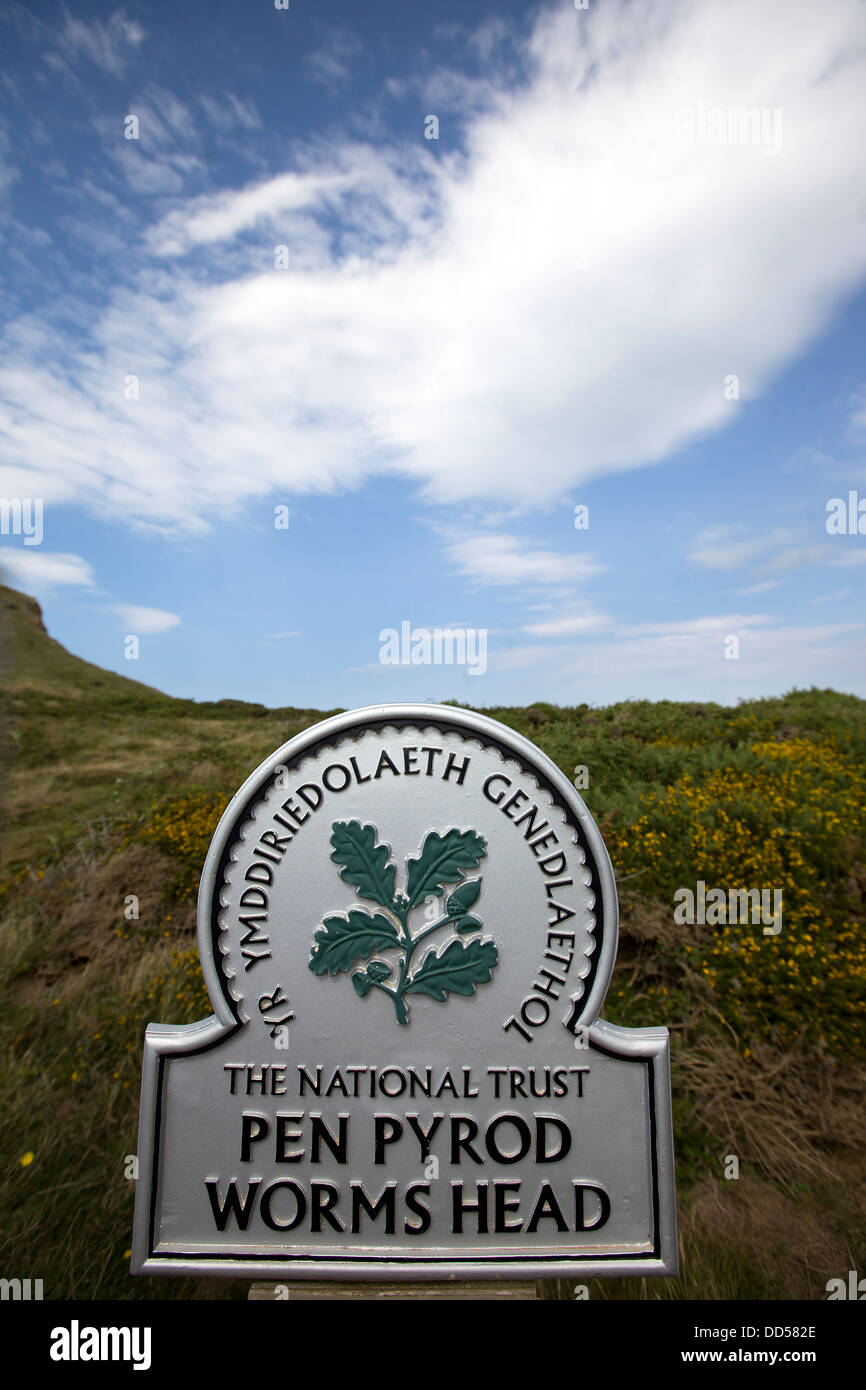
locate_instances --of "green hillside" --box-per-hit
[0,584,335,868]
[1,585,864,1301]
[1,585,171,702]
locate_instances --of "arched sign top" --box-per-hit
[196,703,619,1038]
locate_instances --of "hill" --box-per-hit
[0,583,864,1301]
[1,585,171,704]
[0,584,333,867]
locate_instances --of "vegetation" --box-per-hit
[1,586,864,1300]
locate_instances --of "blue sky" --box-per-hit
[1,0,865,709]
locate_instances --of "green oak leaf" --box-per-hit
[446,877,482,916]
[454,914,483,934]
[405,937,498,1002]
[406,830,487,908]
[366,960,392,982]
[309,909,400,976]
[330,820,396,908]
[352,971,372,997]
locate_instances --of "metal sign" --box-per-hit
[131,704,677,1281]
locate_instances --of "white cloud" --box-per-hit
[848,389,866,436]
[690,525,778,571]
[522,610,610,636]
[469,17,514,63]
[446,532,604,588]
[94,86,209,198]
[111,604,180,634]
[487,613,865,703]
[693,524,866,579]
[811,588,852,604]
[734,579,782,595]
[0,549,95,589]
[145,168,355,257]
[3,0,866,532]
[689,524,799,570]
[305,28,362,92]
[55,9,144,76]
[835,549,866,567]
[616,613,771,639]
[759,544,836,575]
[197,93,262,134]
[0,126,19,199]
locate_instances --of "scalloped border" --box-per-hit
[197,703,618,1032]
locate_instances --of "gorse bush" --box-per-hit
[604,735,866,1056]
[134,791,227,900]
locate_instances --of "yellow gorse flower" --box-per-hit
[604,734,866,1056]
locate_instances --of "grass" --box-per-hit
[1,585,864,1299]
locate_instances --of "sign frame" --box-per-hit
[131,703,678,1281]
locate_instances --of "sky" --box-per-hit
[1,0,865,710]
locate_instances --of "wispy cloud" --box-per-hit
[446,532,604,589]
[734,579,782,595]
[757,544,829,575]
[521,610,610,637]
[689,524,794,571]
[197,93,262,134]
[0,127,19,200]
[111,603,180,634]
[48,8,145,78]
[848,388,866,437]
[692,523,866,581]
[811,588,852,604]
[305,27,362,93]
[95,84,208,196]
[616,613,772,639]
[146,168,355,256]
[753,544,866,576]
[0,550,95,589]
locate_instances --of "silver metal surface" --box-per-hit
[131,703,677,1280]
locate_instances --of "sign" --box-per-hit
[131,703,677,1280]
